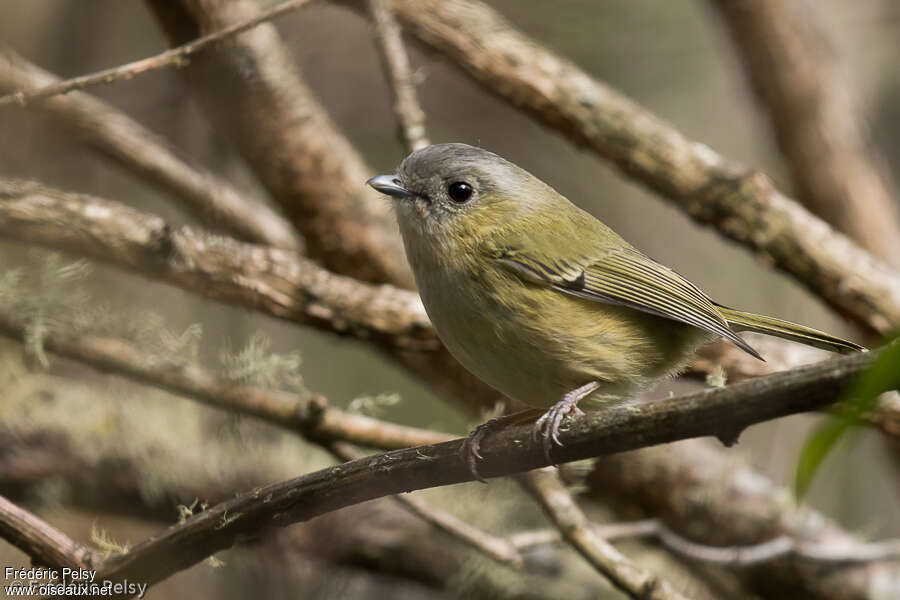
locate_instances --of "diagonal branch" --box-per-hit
[520,468,689,600]
[79,348,886,595]
[386,0,900,335]
[368,0,430,153]
[0,309,450,451]
[0,495,97,570]
[0,0,318,107]
[708,0,900,267]
[0,48,301,251]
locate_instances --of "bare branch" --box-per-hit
[0,495,97,570]
[387,0,900,334]
[0,310,451,451]
[0,48,301,251]
[77,348,885,594]
[0,425,594,600]
[0,0,317,107]
[146,0,412,286]
[368,0,430,152]
[708,0,900,267]
[520,468,689,600]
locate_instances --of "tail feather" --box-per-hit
[717,306,865,355]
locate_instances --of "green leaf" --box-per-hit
[794,336,900,498]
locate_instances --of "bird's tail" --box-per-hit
[717,306,865,355]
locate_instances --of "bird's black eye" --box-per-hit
[447,181,474,203]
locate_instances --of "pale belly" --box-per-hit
[416,265,709,410]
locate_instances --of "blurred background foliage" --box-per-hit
[1,1,899,598]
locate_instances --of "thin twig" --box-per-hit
[509,520,659,551]
[519,468,689,600]
[512,520,900,567]
[329,442,523,567]
[0,495,97,570]
[0,0,317,107]
[0,48,302,251]
[368,0,430,152]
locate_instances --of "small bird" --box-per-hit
[367,143,863,476]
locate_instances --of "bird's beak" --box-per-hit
[366,174,414,199]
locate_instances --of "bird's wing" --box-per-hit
[496,244,762,359]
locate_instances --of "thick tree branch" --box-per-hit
[74,348,886,595]
[0,0,318,107]
[0,48,301,251]
[708,0,900,267]
[0,179,433,351]
[520,468,689,600]
[386,0,900,335]
[368,0,429,153]
[0,495,97,570]
[146,0,411,287]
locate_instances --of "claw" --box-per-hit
[533,381,602,464]
[460,416,506,483]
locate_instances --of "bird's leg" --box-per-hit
[534,381,601,463]
[461,408,544,483]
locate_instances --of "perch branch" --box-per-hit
[708,0,900,267]
[387,0,900,334]
[520,468,689,600]
[0,425,590,600]
[368,0,430,152]
[0,0,318,107]
[76,348,886,595]
[0,48,301,251]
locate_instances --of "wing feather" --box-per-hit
[499,247,762,360]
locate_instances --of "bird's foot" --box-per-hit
[533,381,601,463]
[461,409,545,482]
[460,416,504,483]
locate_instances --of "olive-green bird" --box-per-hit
[367,143,863,475]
